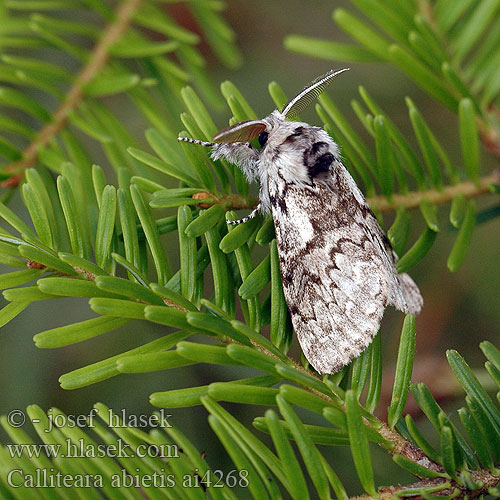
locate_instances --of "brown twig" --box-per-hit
[368,171,500,212]
[192,192,257,210]
[416,0,436,30]
[230,334,500,500]
[192,170,500,214]
[1,0,144,188]
[352,469,500,500]
[480,116,500,159]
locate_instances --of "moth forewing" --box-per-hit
[178,69,423,374]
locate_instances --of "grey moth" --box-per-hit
[178,69,423,374]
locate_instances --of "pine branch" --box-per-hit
[1,0,144,188]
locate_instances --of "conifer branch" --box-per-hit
[368,171,500,212]
[192,171,500,213]
[248,338,445,473]
[1,1,499,496]
[352,469,500,500]
[1,0,144,187]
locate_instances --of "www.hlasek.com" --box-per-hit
[6,438,178,460]
[6,468,250,489]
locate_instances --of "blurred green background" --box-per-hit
[1,0,499,493]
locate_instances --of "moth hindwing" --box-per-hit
[178,69,423,374]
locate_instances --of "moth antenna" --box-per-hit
[281,68,350,119]
[227,204,261,225]
[177,137,216,147]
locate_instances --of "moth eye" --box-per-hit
[258,131,268,147]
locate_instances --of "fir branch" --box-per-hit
[376,423,439,467]
[245,332,446,475]
[353,469,500,500]
[368,170,500,212]
[191,170,500,213]
[1,1,500,496]
[1,0,144,188]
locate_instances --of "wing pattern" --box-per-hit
[269,159,422,374]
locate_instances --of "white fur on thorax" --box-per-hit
[257,111,340,214]
[211,110,342,215]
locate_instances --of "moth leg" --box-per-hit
[227,204,261,225]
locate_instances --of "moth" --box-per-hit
[178,69,423,374]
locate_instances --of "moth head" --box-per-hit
[177,68,349,149]
[177,119,269,158]
[206,68,350,145]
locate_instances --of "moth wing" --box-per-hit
[213,120,267,143]
[394,269,423,313]
[358,199,423,315]
[271,170,419,374]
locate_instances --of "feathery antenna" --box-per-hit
[281,68,349,119]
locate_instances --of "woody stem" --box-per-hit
[1,0,144,187]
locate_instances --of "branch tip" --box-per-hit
[1,0,144,187]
